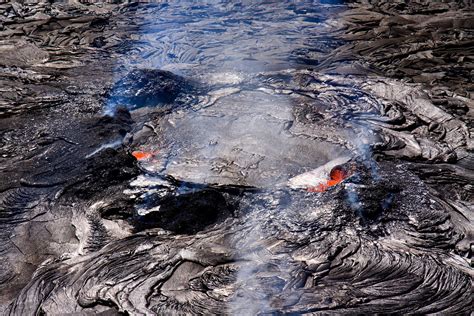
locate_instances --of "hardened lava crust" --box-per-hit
[0,1,472,315]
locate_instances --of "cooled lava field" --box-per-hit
[0,1,473,315]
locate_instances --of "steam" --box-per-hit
[85,139,122,158]
[343,102,383,220]
[97,2,355,314]
[103,99,119,117]
[351,127,380,180]
[230,222,271,315]
[344,183,364,218]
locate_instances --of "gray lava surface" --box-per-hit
[0,1,473,315]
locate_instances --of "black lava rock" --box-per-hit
[109,69,189,109]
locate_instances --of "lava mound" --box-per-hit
[108,69,190,109]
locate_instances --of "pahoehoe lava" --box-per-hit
[0,1,472,315]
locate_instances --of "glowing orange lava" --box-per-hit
[132,151,154,160]
[308,165,349,193]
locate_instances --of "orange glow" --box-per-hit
[132,151,154,160]
[307,165,349,193]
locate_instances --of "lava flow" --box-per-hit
[308,165,349,193]
[132,151,155,160]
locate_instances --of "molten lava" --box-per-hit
[308,165,349,193]
[132,151,154,160]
